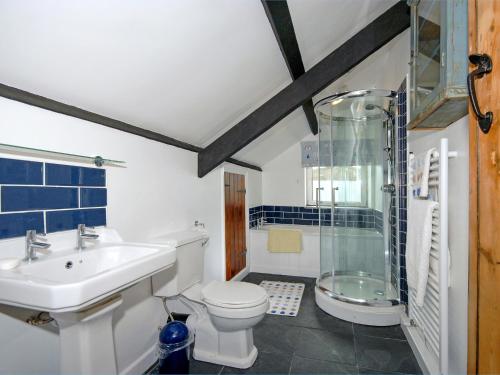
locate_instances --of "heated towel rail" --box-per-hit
[406,138,456,375]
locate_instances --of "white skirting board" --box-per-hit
[401,314,438,375]
[230,267,250,281]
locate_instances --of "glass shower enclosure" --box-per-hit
[315,89,399,308]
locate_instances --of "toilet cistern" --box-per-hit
[76,223,99,250]
[24,230,51,263]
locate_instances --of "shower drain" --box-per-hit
[374,290,385,296]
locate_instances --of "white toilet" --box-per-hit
[151,229,269,369]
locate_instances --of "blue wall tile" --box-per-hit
[46,208,106,233]
[80,188,107,207]
[266,211,283,218]
[1,186,78,212]
[0,158,43,185]
[0,212,44,239]
[45,164,105,186]
[302,213,318,220]
[0,158,107,238]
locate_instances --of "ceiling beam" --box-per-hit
[0,83,262,172]
[261,0,318,135]
[198,2,410,178]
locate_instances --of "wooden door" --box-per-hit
[224,172,246,280]
[468,1,500,373]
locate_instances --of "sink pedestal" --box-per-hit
[51,294,123,374]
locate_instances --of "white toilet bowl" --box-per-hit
[150,229,269,368]
[182,280,269,369]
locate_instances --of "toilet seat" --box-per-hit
[201,281,268,309]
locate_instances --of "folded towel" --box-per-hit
[407,199,439,306]
[410,148,438,198]
[267,228,302,253]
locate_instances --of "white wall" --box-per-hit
[261,30,410,207]
[0,97,261,374]
[261,134,315,206]
[407,117,469,375]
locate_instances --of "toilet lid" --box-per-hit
[201,281,268,308]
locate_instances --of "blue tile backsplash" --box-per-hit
[1,186,78,212]
[0,212,44,239]
[80,188,107,207]
[45,163,106,186]
[0,157,107,239]
[46,208,106,233]
[250,205,382,231]
[0,158,43,185]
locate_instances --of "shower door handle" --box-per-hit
[315,187,324,209]
[332,187,339,208]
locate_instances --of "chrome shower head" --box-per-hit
[364,103,392,119]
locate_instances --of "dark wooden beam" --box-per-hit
[262,0,318,135]
[198,1,410,177]
[0,83,262,172]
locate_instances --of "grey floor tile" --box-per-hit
[247,273,352,334]
[289,302,354,333]
[355,335,421,374]
[292,327,356,366]
[353,324,406,341]
[358,367,409,374]
[253,320,297,355]
[190,358,224,374]
[222,351,292,374]
[290,355,358,374]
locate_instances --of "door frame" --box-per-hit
[220,166,250,281]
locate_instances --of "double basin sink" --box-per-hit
[0,228,178,374]
[0,240,176,312]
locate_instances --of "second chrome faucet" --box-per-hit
[76,224,99,250]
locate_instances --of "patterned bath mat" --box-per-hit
[259,281,305,317]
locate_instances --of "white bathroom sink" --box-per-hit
[0,242,176,312]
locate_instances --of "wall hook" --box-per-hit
[467,53,493,134]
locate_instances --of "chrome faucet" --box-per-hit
[194,220,205,228]
[76,224,99,250]
[24,230,51,262]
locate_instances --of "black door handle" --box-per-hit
[467,53,493,134]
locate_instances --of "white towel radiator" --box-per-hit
[404,138,456,375]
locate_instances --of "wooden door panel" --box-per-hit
[469,0,500,372]
[224,172,246,280]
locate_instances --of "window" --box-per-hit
[305,166,370,207]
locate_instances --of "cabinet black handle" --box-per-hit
[467,53,493,134]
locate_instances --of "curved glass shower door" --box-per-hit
[316,89,398,305]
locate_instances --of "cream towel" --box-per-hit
[407,198,439,306]
[267,228,302,253]
[410,148,438,198]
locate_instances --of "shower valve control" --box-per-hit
[382,184,395,193]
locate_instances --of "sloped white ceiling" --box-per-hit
[289,0,398,70]
[0,0,403,166]
[233,108,310,166]
[0,0,291,146]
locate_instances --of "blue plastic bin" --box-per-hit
[158,321,193,374]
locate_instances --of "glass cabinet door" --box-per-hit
[411,0,441,113]
[408,0,468,129]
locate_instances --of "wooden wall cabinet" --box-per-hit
[408,0,468,129]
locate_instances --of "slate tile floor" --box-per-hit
[151,273,421,375]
